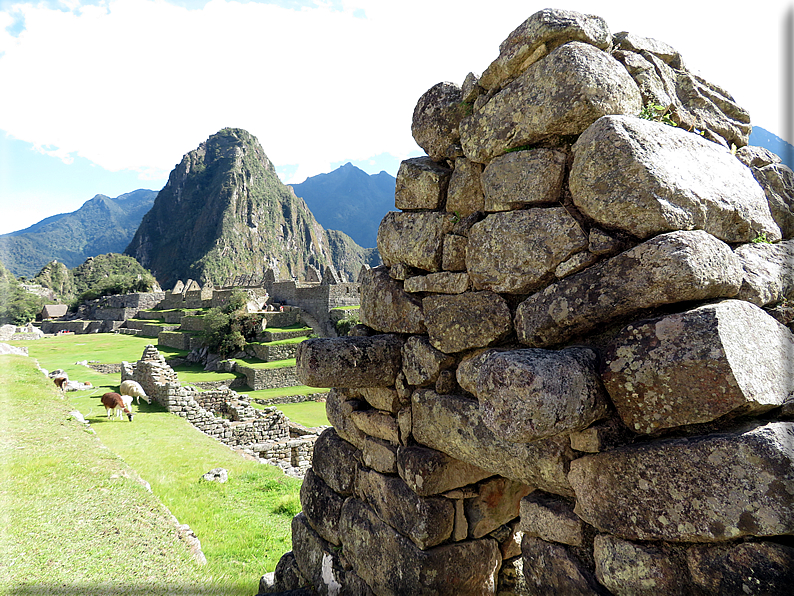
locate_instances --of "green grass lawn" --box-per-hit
[172,362,241,385]
[0,355,227,594]
[3,335,303,594]
[263,323,311,333]
[234,357,296,370]
[272,401,329,428]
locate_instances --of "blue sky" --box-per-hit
[0,0,791,235]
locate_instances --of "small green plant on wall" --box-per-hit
[638,103,678,127]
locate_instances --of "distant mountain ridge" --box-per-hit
[0,189,157,278]
[290,162,396,249]
[125,128,379,288]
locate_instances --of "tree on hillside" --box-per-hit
[0,261,45,325]
[200,290,265,358]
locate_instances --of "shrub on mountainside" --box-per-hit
[0,261,45,325]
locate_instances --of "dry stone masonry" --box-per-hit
[261,8,794,596]
[123,345,321,476]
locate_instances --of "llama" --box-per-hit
[120,380,149,405]
[101,392,134,421]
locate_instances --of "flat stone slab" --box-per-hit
[412,390,575,497]
[466,208,588,294]
[514,230,743,348]
[570,115,780,243]
[568,421,794,542]
[603,299,794,433]
[339,497,501,595]
[461,41,641,163]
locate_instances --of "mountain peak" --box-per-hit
[125,128,375,287]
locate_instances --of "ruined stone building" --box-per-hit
[260,8,794,596]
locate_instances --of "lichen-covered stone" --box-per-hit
[461,41,641,163]
[466,208,588,294]
[359,386,400,414]
[404,272,470,294]
[464,476,531,539]
[594,534,686,596]
[613,31,683,66]
[521,536,603,596]
[423,291,512,354]
[735,240,794,306]
[401,335,456,388]
[411,82,465,161]
[515,230,743,348]
[481,148,567,212]
[603,300,794,433]
[297,335,403,388]
[474,347,608,441]
[350,410,399,444]
[377,211,455,272]
[397,445,493,497]
[446,158,484,216]
[479,8,611,91]
[291,513,344,596]
[312,427,362,497]
[442,234,467,271]
[362,436,398,474]
[356,468,454,550]
[686,541,794,595]
[570,115,779,243]
[300,469,345,545]
[359,266,426,334]
[325,389,367,450]
[568,422,794,542]
[750,163,794,238]
[520,493,583,546]
[412,390,575,496]
[394,156,452,211]
[339,497,501,596]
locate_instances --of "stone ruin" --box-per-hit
[122,345,321,476]
[260,9,794,596]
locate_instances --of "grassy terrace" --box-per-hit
[3,335,304,594]
[233,357,296,369]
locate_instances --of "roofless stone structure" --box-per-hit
[259,8,794,596]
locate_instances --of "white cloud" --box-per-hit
[0,0,790,190]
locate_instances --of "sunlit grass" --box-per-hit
[3,334,303,594]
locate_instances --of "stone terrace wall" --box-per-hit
[263,9,794,596]
[121,345,312,470]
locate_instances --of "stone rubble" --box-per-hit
[259,8,794,596]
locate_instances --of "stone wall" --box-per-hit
[264,9,794,596]
[236,364,298,391]
[122,345,317,475]
[246,342,299,362]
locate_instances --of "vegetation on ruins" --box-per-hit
[199,289,265,358]
[334,307,361,336]
[638,102,677,127]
